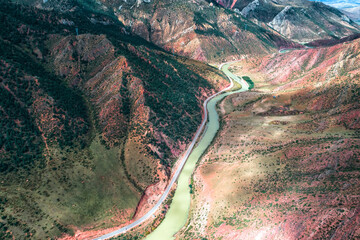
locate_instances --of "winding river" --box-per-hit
[94,62,248,240]
[145,63,249,240]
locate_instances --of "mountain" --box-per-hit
[213,0,360,43]
[19,0,300,62]
[0,1,229,238]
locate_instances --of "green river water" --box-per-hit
[145,63,248,240]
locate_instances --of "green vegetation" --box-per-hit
[242,76,254,90]
[0,84,43,171]
[0,40,89,172]
[67,138,140,224]
[194,12,228,38]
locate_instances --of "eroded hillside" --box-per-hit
[0,1,228,239]
[181,39,360,239]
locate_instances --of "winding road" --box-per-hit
[94,61,248,240]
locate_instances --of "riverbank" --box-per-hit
[92,61,246,240]
[144,63,249,240]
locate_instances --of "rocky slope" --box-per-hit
[115,0,303,61]
[0,1,228,239]
[22,0,300,62]
[180,38,360,239]
[214,0,360,43]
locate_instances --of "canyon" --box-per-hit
[0,0,359,239]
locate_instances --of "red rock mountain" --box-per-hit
[24,0,301,62]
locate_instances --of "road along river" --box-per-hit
[94,62,248,240]
[144,63,249,240]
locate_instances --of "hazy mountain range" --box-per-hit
[312,0,360,22]
[314,0,360,9]
[213,0,360,43]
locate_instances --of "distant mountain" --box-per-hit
[311,0,360,9]
[213,0,360,43]
[341,6,360,22]
[21,0,360,59]
[308,0,360,23]
[16,0,301,62]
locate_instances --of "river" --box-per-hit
[145,63,249,240]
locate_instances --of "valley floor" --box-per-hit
[178,51,360,239]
